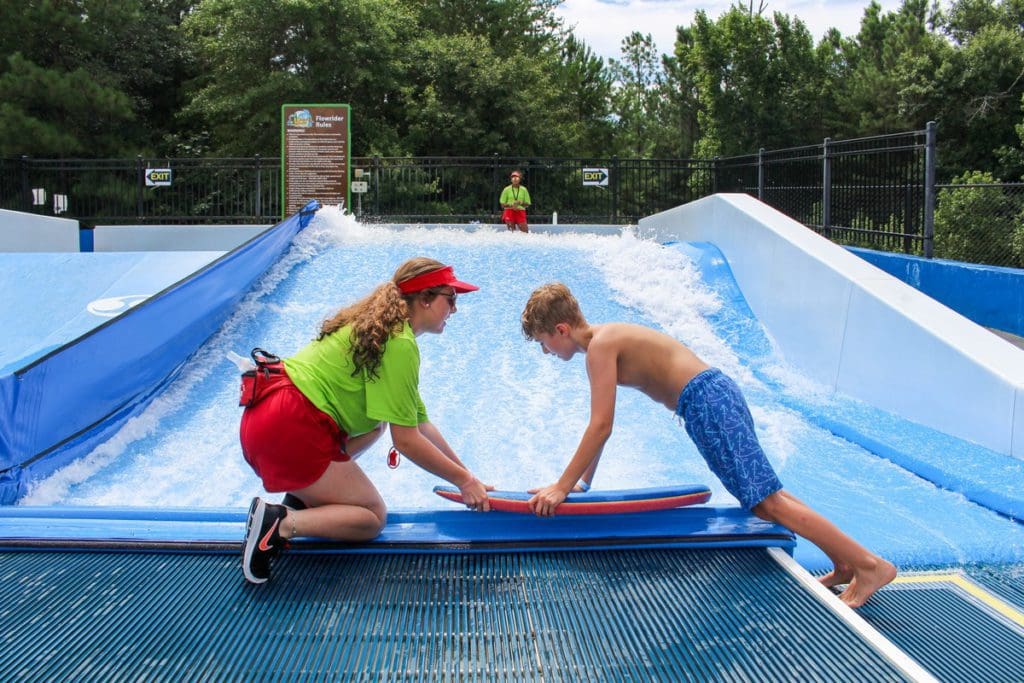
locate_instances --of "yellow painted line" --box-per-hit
[892,573,1024,628]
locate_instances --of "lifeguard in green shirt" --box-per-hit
[500,170,531,232]
[239,257,492,585]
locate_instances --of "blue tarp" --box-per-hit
[0,201,320,503]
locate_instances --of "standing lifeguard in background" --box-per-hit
[239,257,491,585]
[500,170,531,232]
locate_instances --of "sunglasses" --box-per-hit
[438,290,457,307]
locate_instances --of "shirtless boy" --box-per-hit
[520,282,896,607]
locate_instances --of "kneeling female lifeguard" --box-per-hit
[239,257,491,584]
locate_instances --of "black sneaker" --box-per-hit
[281,493,308,510]
[242,497,288,584]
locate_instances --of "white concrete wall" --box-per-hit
[92,225,266,252]
[639,193,1024,459]
[0,209,80,252]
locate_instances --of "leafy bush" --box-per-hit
[934,171,1023,267]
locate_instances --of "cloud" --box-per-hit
[555,0,904,61]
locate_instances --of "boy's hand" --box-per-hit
[528,483,569,517]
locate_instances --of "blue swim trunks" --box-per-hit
[675,368,782,510]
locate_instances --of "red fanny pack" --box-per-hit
[239,348,288,407]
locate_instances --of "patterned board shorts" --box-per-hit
[675,368,782,510]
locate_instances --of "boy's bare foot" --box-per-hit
[819,564,853,589]
[838,559,897,608]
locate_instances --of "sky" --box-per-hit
[554,0,905,61]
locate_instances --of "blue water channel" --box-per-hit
[21,208,1024,572]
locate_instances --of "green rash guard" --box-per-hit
[283,322,428,436]
[499,184,531,209]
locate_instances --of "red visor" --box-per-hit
[398,266,479,294]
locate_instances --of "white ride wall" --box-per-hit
[0,209,79,252]
[639,193,1024,459]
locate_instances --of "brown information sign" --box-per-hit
[281,104,350,217]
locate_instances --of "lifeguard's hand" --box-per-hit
[458,476,492,512]
[528,483,568,517]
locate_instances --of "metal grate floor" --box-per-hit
[1,547,910,681]
[860,573,1024,683]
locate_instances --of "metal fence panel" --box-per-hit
[933,182,1024,268]
[350,156,716,224]
[2,128,1021,268]
[0,157,279,225]
[716,129,933,255]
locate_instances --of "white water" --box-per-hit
[22,207,1024,571]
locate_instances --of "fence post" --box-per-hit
[822,137,832,237]
[136,155,144,218]
[923,121,937,258]
[611,155,619,223]
[492,153,499,218]
[757,148,765,200]
[20,155,30,211]
[254,155,262,220]
[374,155,381,216]
[903,181,913,253]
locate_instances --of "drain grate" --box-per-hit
[1,548,911,681]
[861,573,1024,683]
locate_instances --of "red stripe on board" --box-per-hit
[434,489,711,515]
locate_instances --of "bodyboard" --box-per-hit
[433,484,711,515]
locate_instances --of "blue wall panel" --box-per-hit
[849,247,1024,337]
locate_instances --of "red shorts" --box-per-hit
[502,208,527,225]
[239,371,350,492]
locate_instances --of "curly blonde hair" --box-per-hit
[319,257,449,378]
[520,282,586,341]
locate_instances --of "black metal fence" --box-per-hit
[0,156,279,225]
[3,125,1022,267]
[932,181,1024,268]
[0,154,718,226]
[0,136,939,237]
[349,155,716,224]
[714,125,937,257]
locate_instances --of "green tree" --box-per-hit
[934,170,1021,265]
[812,28,859,137]
[944,0,1021,42]
[369,0,615,215]
[415,0,563,59]
[0,0,191,156]
[398,32,562,155]
[608,32,664,157]
[555,35,614,156]
[933,0,1024,178]
[660,27,702,159]
[386,0,601,156]
[182,0,607,157]
[829,0,946,135]
[677,6,825,158]
[182,0,418,156]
